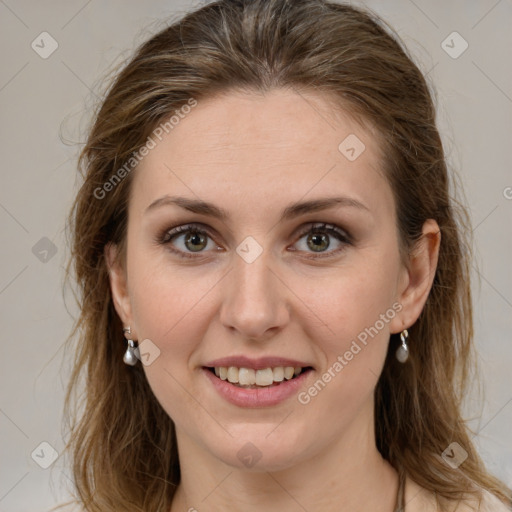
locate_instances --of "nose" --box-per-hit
[219,248,290,342]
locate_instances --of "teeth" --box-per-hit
[255,368,274,386]
[238,368,256,386]
[227,366,239,383]
[273,366,284,382]
[284,367,295,380]
[212,365,306,387]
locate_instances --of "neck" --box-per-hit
[170,406,399,512]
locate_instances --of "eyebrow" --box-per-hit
[144,194,370,222]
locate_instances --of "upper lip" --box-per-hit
[203,355,314,370]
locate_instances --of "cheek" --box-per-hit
[129,263,215,348]
[297,271,398,428]
[303,256,399,349]
[127,263,216,421]
[297,251,401,417]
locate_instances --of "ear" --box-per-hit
[105,242,138,339]
[389,219,441,333]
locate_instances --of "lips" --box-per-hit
[201,355,314,407]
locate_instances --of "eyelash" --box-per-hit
[156,222,352,260]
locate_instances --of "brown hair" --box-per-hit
[58,1,512,510]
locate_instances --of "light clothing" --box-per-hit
[479,489,512,511]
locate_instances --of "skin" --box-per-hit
[106,88,441,511]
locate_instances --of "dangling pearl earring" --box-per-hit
[396,329,409,363]
[123,326,139,366]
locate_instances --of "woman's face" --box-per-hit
[108,88,433,471]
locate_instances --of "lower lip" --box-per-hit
[202,368,313,408]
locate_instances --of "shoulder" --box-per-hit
[447,488,512,512]
[475,489,512,512]
[404,475,511,512]
[449,490,511,512]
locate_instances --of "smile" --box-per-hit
[202,365,314,407]
[209,365,308,387]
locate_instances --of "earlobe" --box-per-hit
[390,219,441,333]
[104,242,135,331]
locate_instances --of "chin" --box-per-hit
[208,430,309,473]
[220,449,303,473]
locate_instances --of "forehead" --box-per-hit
[131,88,393,221]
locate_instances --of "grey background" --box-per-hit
[0,1,511,510]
